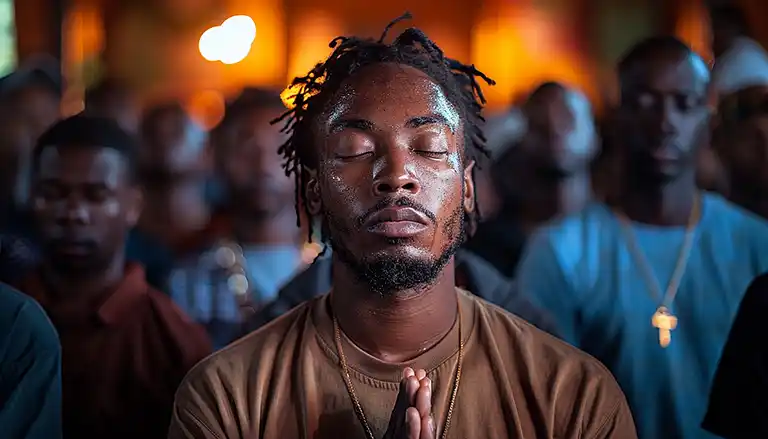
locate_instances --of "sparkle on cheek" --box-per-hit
[103,200,120,218]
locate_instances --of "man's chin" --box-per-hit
[47,253,103,275]
[333,240,456,297]
[354,256,443,297]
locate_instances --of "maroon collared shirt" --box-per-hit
[16,263,213,439]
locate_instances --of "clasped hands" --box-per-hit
[383,367,435,439]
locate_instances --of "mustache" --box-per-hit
[48,237,98,249]
[356,197,437,229]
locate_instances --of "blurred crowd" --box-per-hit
[3,4,768,439]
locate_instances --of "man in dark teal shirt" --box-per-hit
[0,282,61,438]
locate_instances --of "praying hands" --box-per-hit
[384,368,436,439]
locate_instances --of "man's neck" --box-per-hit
[518,172,593,233]
[41,256,126,307]
[139,182,210,243]
[619,170,699,226]
[232,208,300,247]
[330,257,459,363]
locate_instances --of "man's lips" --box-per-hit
[364,207,430,238]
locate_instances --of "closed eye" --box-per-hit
[336,152,374,160]
[415,150,449,159]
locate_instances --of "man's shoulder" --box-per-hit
[702,193,768,243]
[142,286,213,359]
[530,202,610,243]
[474,295,627,404]
[0,283,59,360]
[703,193,767,226]
[178,296,319,392]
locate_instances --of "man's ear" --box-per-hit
[125,186,143,227]
[463,160,476,215]
[304,169,322,216]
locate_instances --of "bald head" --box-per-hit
[617,36,711,184]
[520,82,597,176]
[619,36,710,101]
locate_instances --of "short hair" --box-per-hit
[32,113,139,183]
[272,13,495,241]
[617,36,708,98]
[525,81,566,104]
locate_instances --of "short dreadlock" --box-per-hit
[272,12,495,244]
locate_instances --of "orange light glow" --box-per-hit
[282,11,340,109]
[280,75,325,110]
[471,4,593,111]
[62,3,104,116]
[675,1,712,64]
[186,90,226,130]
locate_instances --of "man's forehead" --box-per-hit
[326,63,460,123]
[628,53,710,92]
[38,145,125,177]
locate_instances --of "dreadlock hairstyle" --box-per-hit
[272,12,495,246]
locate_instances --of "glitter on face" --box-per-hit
[316,63,470,295]
[427,82,461,134]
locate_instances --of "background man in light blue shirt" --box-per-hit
[516,36,768,439]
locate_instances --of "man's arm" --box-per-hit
[168,373,228,439]
[588,397,638,439]
[0,300,62,439]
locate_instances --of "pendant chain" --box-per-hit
[615,194,701,309]
[332,303,463,439]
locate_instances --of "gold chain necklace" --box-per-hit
[616,195,701,348]
[332,303,463,439]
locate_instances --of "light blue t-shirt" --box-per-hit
[169,245,303,348]
[516,193,768,439]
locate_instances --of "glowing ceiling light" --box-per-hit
[198,15,257,65]
[223,15,257,43]
[198,27,222,62]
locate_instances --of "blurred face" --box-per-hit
[310,63,474,296]
[219,106,293,218]
[32,145,141,275]
[620,51,710,184]
[729,115,768,190]
[11,85,60,138]
[520,87,596,178]
[141,109,208,181]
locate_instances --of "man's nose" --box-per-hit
[59,197,90,225]
[371,151,421,196]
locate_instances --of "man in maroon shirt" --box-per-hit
[16,114,212,439]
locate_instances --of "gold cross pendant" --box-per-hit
[651,306,677,348]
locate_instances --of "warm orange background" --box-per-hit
[16,0,762,117]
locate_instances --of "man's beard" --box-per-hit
[43,240,113,277]
[327,204,465,297]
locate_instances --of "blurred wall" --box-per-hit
[44,0,728,116]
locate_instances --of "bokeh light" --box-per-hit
[198,15,257,65]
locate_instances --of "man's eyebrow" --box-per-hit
[329,118,375,134]
[405,114,453,132]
